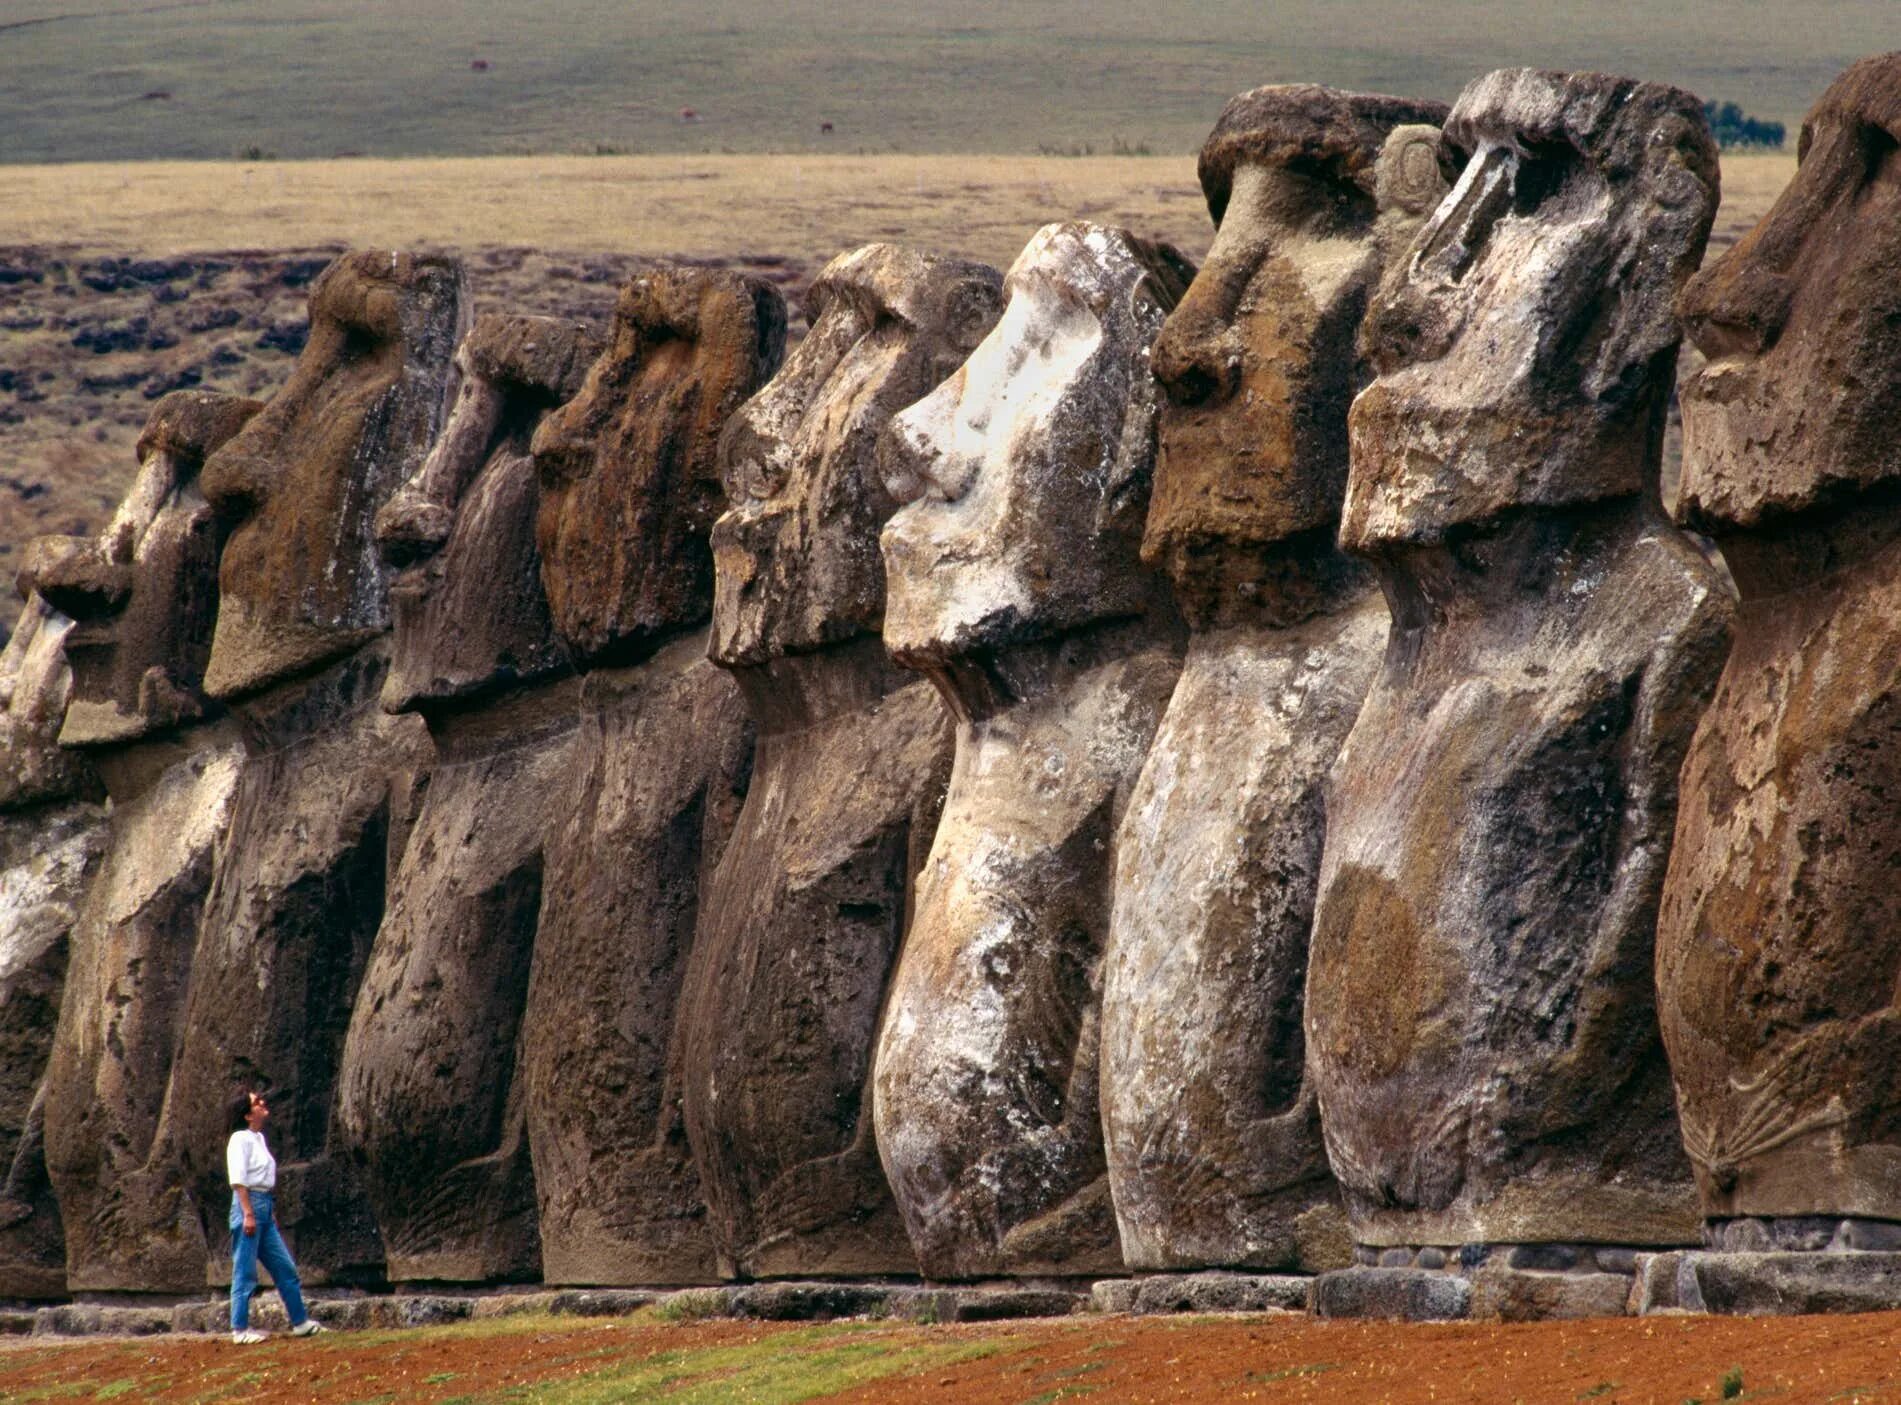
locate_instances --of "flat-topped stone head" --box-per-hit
[711,244,1003,668]
[199,250,466,701]
[878,222,1194,668]
[1344,68,1718,550]
[531,266,786,666]
[377,313,601,712]
[0,596,98,810]
[1676,52,1901,536]
[21,391,260,747]
[1145,86,1448,626]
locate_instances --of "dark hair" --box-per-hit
[227,1089,258,1134]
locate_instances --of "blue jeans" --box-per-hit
[228,1189,308,1331]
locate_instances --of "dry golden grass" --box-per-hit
[0,154,1214,271]
[0,150,1798,270]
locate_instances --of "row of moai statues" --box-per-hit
[1,55,1897,1309]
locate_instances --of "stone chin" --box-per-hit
[876,550,1041,671]
[201,602,379,702]
[1339,377,1652,551]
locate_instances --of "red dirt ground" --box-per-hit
[5,1309,1900,1404]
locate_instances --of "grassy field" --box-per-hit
[0,0,1888,163]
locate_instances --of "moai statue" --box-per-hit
[336,314,601,1284]
[873,222,1194,1279]
[522,266,783,1284]
[1305,69,1734,1277]
[680,245,1002,1278]
[1102,87,1449,1273]
[1659,55,1901,1252]
[34,390,258,1293]
[0,594,106,1297]
[142,252,463,1287]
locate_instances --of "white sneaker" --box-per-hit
[290,1319,328,1336]
[231,1329,267,1344]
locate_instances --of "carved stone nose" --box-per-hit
[1151,309,1239,408]
[374,490,453,568]
[529,406,594,490]
[1679,263,1794,361]
[17,535,130,620]
[199,437,273,520]
[877,411,937,506]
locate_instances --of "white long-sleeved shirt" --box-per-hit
[226,1129,277,1191]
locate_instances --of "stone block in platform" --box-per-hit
[729,1282,902,1321]
[1091,1272,1311,1315]
[0,1311,36,1335]
[1311,1267,1472,1321]
[1653,1252,1901,1316]
[397,1295,477,1327]
[1468,1267,1633,1322]
[33,1304,173,1337]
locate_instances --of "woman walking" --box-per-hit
[226,1089,328,1344]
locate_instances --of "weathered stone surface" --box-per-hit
[26,390,260,748]
[1669,1251,1901,1316]
[874,222,1193,1279]
[1102,89,1447,1273]
[34,393,261,1295]
[157,652,430,1289]
[1308,70,1732,1249]
[200,251,467,700]
[1467,1266,1633,1322]
[1311,1266,1471,1321]
[522,267,779,1285]
[533,265,787,667]
[0,601,99,811]
[43,726,246,1293]
[336,314,600,1285]
[1096,1272,1312,1315]
[1658,55,1901,1228]
[105,252,461,1289]
[682,246,999,1279]
[32,1303,173,1337]
[0,597,107,1298]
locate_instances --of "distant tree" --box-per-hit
[1704,100,1786,150]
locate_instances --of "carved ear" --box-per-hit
[1374,124,1454,219]
[1582,105,1718,402]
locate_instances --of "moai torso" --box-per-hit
[521,268,781,1285]
[1307,70,1734,1252]
[1102,88,1447,1273]
[681,245,999,1278]
[0,598,105,1296]
[141,254,462,1288]
[336,314,601,1284]
[873,223,1193,1279]
[34,390,257,1293]
[1658,55,1901,1231]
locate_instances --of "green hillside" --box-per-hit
[0,0,1883,162]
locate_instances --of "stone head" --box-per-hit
[1145,87,1449,621]
[530,265,786,666]
[199,250,467,700]
[1343,69,1718,550]
[19,391,260,748]
[1676,53,1901,533]
[0,594,99,810]
[877,222,1194,667]
[710,244,1003,668]
[376,314,602,713]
